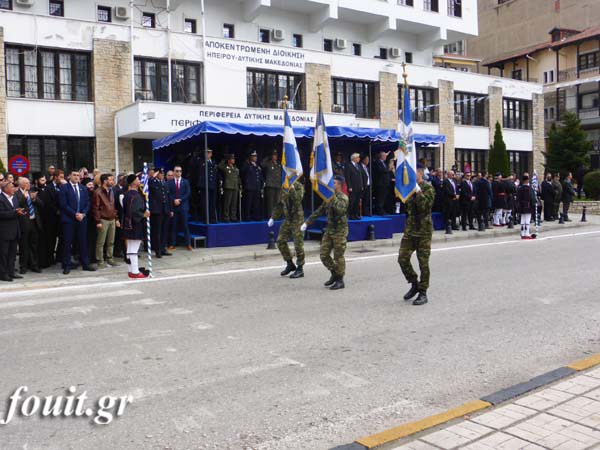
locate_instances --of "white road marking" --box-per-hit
[192,322,214,330]
[239,356,305,375]
[1,230,598,298]
[130,298,164,306]
[0,305,98,320]
[0,316,132,336]
[169,308,193,315]
[323,371,370,388]
[0,289,142,307]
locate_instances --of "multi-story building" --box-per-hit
[0,0,543,177]
[467,0,600,169]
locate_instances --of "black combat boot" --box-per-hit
[413,291,428,306]
[330,277,345,290]
[403,281,419,301]
[290,265,304,279]
[280,261,296,276]
[324,272,336,287]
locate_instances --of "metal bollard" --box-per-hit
[267,231,276,250]
[367,224,376,241]
[581,205,587,222]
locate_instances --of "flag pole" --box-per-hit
[143,162,153,278]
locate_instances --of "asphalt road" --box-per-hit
[1,227,600,450]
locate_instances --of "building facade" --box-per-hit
[0,0,542,178]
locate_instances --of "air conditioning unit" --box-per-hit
[335,38,347,50]
[15,0,35,6]
[272,29,285,41]
[114,6,129,20]
[332,104,344,113]
[390,47,402,58]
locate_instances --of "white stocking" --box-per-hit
[127,240,141,274]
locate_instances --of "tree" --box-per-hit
[0,157,5,174]
[543,111,592,176]
[488,121,509,176]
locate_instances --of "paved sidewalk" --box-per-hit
[393,367,600,450]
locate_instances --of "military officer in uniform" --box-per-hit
[218,154,240,222]
[148,169,172,258]
[268,179,305,279]
[301,175,349,290]
[262,150,283,219]
[333,152,346,177]
[241,150,265,221]
[398,164,434,306]
[197,149,218,224]
[552,173,562,221]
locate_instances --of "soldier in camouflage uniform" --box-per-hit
[302,175,349,290]
[268,179,305,279]
[399,164,435,306]
[218,154,240,222]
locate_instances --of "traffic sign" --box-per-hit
[8,155,30,176]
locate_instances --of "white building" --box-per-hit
[0,0,544,176]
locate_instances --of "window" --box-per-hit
[454,92,486,126]
[579,51,599,71]
[444,40,465,55]
[259,28,270,43]
[352,43,362,56]
[511,69,522,80]
[448,0,462,17]
[507,151,530,177]
[543,70,555,84]
[424,0,438,12]
[292,34,303,48]
[134,57,203,103]
[455,149,487,174]
[323,39,333,52]
[49,0,63,16]
[6,46,91,101]
[578,91,600,111]
[377,48,388,60]
[8,136,95,174]
[399,86,438,123]
[246,69,304,110]
[332,78,377,119]
[503,98,532,130]
[398,0,414,5]
[142,12,155,28]
[405,52,413,64]
[184,19,196,33]
[97,6,111,22]
[223,23,235,39]
[0,0,12,10]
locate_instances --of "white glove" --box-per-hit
[415,184,422,193]
[300,223,307,232]
[267,218,274,227]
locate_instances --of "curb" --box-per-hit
[338,353,600,450]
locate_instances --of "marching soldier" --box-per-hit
[268,179,305,279]
[218,154,240,222]
[398,164,435,306]
[262,150,283,219]
[301,175,349,290]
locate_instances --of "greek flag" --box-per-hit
[531,169,539,191]
[395,85,418,203]
[310,102,335,202]
[141,162,150,198]
[282,107,303,190]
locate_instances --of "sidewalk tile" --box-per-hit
[420,428,474,449]
[585,387,600,401]
[391,441,441,450]
[445,421,493,441]
[460,431,545,450]
[551,375,600,395]
[559,423,600,444]
[548,396,600,425]
[471,404,537,429]
[514,388,574,410]
[587,367,600,380]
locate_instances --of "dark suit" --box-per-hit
[36,185,55,267]
[459,179,476,230]
[149,177,171,255]
[360,163,372,216]
[113,184,125,257]
[442,178,459,229]
[541,180,555,221]
[345,161,364,219]
[14,190,43,272]
[168,177,191,247]
[475,178,492,229]
[0,193,20,280]
[240,162,264,221]
[372,159,390,215]
[197,158,218,223]
[58,182,91,270]
[431,176,444,213]
[47,182,63,263]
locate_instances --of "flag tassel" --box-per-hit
[403,163,409,185]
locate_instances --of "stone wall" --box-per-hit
[93,39,132,173]
[0,28,7,168]
[438,79,454,170]
[305,63,331,113]
[532,92,545,176]
[487,85,503,145]
[379,71,398,130]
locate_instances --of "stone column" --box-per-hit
[532,92,545,176]
[305,63,331,113]
[487,85,503,145]
[93,39,133,173]
[0,27,8,167]
[438,79,455,170]
[379,71,398,129]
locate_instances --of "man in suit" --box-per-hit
[197,149,219,224]
[360,154,372,216]
[58,170,97,274]
[168,165,192,250]
[475,172,492,230]
[541,173,555,221]
[562,172,576,222]
[149,169,173,258]
[372,151,390,216]
[345,153,364,220]
[33,173,55,268]
[442,170,459,233]
[14,177,43,274]
[431,168,444,213]
[240,151,264,221]
[47,170,66,263]
[0,181,26,282]
[459,172,477,231]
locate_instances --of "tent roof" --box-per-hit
[152,121,445,151]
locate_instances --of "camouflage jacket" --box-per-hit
[307,191,349,234]
[218,161,240,191]
[404,182,435,237]
[272,182,305,223]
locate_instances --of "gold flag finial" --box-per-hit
[283,95,289,109]
[401,62,408,87]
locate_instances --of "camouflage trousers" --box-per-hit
[277,220,305,266]
[320,230,348,277]
[398,234,432,292]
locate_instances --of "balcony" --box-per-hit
[558,66,600,83]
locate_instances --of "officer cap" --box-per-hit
[226,153,236,160]
[495,172,502,177]
[271,149,278,155]
[333,175,345,183]
[249,150,258,156]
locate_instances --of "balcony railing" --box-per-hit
[558,66,600,82]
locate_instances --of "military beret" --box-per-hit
[334,175,345,183]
